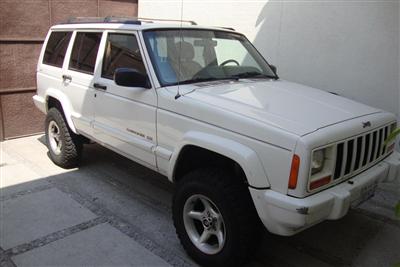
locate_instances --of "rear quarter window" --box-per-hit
[43,31,72,67]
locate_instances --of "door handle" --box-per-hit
[93,83,107,90]
[62,74,72,81]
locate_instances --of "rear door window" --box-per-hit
[69,32,102,74]
[43,31,72,67]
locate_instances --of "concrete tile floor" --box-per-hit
[1,188,96,249]
[13,223,169,267]
[0,135,399,267]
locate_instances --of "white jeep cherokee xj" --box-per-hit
[33,17,400,266]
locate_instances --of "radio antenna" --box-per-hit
[175,0,184,100]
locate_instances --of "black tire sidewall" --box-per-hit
[173,170,249,266]
[45,108,81,168]
[46,110,65,162]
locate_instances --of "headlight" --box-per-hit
[309,146,335,191]
[311,149,325,175]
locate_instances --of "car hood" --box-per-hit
[185,80,381,136]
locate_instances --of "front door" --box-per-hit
[93,31,157,169]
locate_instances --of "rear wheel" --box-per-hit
[173,168,261,266]
[45,108,82,168]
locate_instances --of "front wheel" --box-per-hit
[173,168,261,266]
[45,108,82,168]
[183,194,226,255]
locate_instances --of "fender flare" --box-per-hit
[169,131,270,188]
[45,88,78,133]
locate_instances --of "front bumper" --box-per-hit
[250,151,400,236]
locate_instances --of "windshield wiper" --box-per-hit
[169,76,237,86]
[231,71,277,80]
[169,71,276,87]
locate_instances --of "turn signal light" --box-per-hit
[288,154,300,189]
[310,176,331,190]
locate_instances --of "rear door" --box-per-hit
[92,30,157,169]
[62,30,103,136]
[37,30,72,106]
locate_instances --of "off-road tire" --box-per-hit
[173,168,261,266]
[45,108,83,168]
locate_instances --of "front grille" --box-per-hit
[333,123,395,180]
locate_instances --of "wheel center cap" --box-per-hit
[202,217,213,228]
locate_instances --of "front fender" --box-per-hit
[169,131,270,188]
[45,88,78,133]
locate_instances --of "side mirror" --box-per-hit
[114,68,151,88]
[270,64,277,75]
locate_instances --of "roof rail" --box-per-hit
[138,17,197,25]
[63,16,141,25]
[219,27,235,31]
[62,16,197,26]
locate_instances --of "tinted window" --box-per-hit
[43,31,72,67]
[69,32,102,74]
[102,33,146,80]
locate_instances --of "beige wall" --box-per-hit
[0,0,138,140]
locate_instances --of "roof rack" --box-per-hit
[62,16,197,26]
[63,17,141,25]
[218,27,235,31]
[138,17,197,25]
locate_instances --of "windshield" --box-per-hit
[143,29,277,87]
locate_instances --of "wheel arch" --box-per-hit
[169,131,270,188]
[45,89,77,133]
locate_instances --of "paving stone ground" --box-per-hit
[1,135,399,267]
[13,223,169,267]
[1,188,96,250]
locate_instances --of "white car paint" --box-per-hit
[61,30,99,137]
[34,22,400,236]
[91,30,158,169]
[171,79,382,136]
